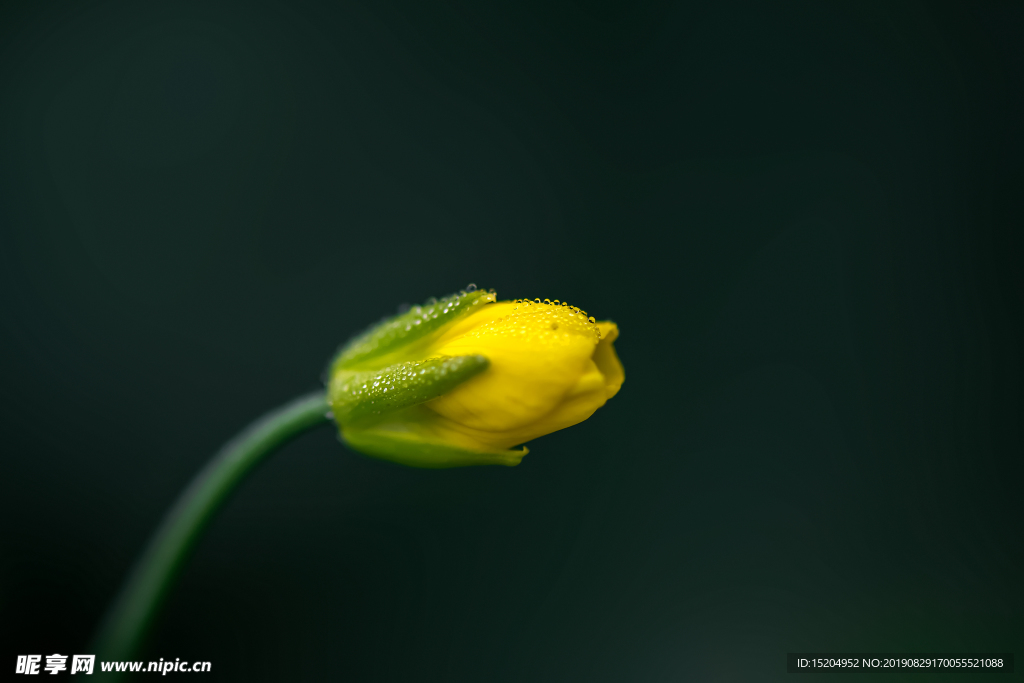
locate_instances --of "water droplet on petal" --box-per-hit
[589,316,596,323]
[466,283,477,292]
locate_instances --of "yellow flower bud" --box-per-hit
[328,292,623,468]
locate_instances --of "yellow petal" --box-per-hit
[426,300,602,433]
[593,321,624,399]
[429,301,521,346]
[515,356,608,438]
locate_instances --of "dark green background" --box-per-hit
[1,1,1021,680]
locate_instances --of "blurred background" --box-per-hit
[1,1,1021,680]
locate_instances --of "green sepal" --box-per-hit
[329,354,489,425]
[332,290,495,371]
[340,427,527,468]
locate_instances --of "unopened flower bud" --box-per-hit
[327,289,623,467]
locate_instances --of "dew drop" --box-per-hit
[426,297,437,305]
[589,316,596,323]
[466,283,477,292]
[544,299,552,305]
[553,299,560,305]
[534,298,541,303]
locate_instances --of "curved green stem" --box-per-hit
[92,391,331,664]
